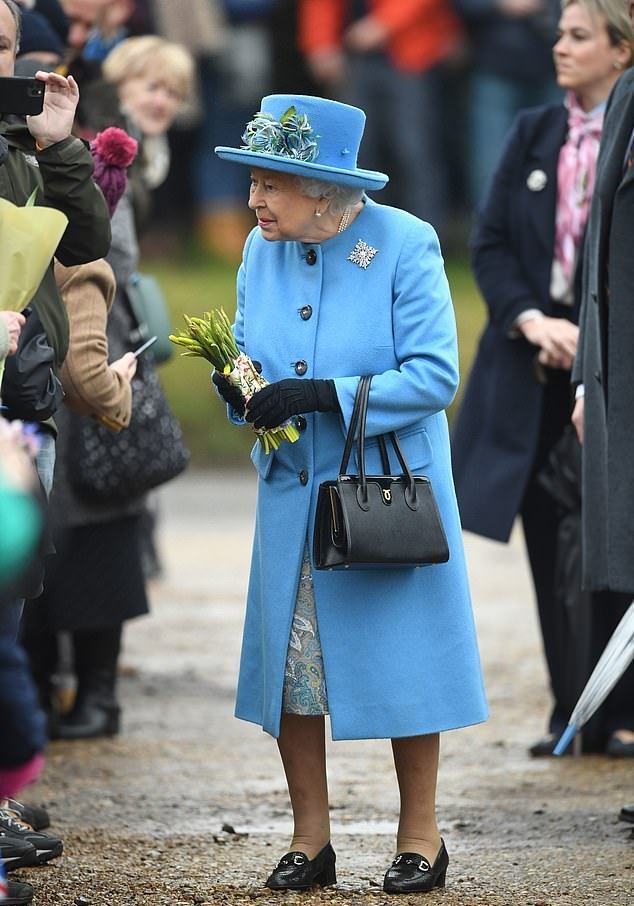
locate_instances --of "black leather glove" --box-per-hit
[212,370,246,416]
[245,378,340,430]
[212,360,262,417]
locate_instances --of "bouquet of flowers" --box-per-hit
[0,191,68,389]
[169,309,300,453]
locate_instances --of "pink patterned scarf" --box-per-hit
[554,91,604,294]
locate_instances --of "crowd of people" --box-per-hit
[0,0,633,903]
[0,2,195,903]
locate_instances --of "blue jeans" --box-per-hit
[344,53,449,235]
[6,430,56,640]
[468,72,561,207]
[192,61,252,207]
[35,430,55,498]
[0,609,47,763]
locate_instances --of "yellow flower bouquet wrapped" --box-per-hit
[0,192,68,386]
[170,308,299,453]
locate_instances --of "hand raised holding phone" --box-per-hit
[110,336,157,382]
[26,71,80,150]
[110,352,137,382]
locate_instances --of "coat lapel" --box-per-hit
[616,127,634,192]
[598,72,634,204]
[524,107,568,258]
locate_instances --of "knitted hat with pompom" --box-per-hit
[90,127,138,216]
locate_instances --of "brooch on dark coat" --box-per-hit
[526,169,547,192]
[347,240,378,269]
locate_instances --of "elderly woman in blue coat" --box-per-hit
[213,94,487,894]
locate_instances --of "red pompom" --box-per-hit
[91,127,138,168]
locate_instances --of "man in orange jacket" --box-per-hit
[299,0,463,235]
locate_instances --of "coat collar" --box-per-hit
[525,105,568,258]
[597,71,634,200]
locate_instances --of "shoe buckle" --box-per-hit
[293,855,304,866]
[418,859,430,872]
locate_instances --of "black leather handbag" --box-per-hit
[313,375,449,570]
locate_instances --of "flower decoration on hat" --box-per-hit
[241,105,319,163]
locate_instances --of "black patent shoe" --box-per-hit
[528,733,572,757]
[619,804,634,824]
[383,840,449,894]
[265,842,337,890]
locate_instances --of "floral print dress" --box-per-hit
[282,546,328,715]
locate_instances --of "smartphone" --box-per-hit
[0,77,45,116]
[132,335,158,358]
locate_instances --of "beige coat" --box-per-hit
[55,259,131,431]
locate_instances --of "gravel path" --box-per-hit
[13,471,633,906]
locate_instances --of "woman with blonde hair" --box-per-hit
[453,0,634,756]
[102,35,194,191]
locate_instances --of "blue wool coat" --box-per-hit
[230,198,488,740]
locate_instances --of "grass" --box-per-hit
[147,248,486,466]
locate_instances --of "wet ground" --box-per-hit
[13,472,633,905]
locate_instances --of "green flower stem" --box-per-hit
[169,307,300,452]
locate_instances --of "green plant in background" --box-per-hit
[149,250,485,466]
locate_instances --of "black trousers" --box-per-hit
[520,370,634,748]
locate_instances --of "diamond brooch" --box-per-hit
[347,240,378,269]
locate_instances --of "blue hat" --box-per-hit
[215,95,388,191]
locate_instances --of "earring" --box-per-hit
[314,209,323,218]
[614,61,623,70]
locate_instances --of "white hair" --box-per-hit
[294,175,364,216]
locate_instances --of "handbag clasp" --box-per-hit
[382,488,392,503]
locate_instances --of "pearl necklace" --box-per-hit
[337,207,351,233]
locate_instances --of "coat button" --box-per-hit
[296,415,307,432]
[305,249,317,265]
[294,359,308,376]
[299,469,309,485]
[299,305,313,321]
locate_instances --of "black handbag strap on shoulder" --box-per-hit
[341,375,420,508]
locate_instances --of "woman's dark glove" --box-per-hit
[212,370,246,416]
[246,379,340,429]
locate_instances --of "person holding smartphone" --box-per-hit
[0,0,111,460]
[0,0,110,649]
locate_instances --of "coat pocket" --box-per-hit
[355,427,433,474]
[250,440,274,480]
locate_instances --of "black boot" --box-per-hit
[54,626,122,740]
[54,669,120,739]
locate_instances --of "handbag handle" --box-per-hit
[355,376,419,510]
[339,376,420,508]
[339,374,372,475]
